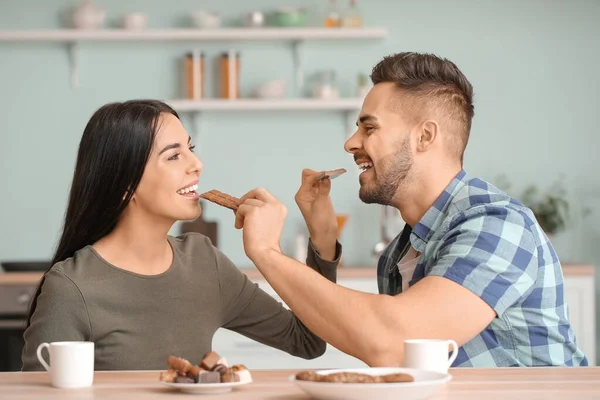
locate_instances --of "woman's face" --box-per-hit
[132,113,203,222]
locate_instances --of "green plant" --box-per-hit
[520,182,569,235]
[494,175,577,235]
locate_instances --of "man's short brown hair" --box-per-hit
[370,52,474,162]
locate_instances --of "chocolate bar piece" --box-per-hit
[197,371,221,384]
[317,168,347,181]
[221,368,241,383]
[199,190,241,211]
[211,363,228,376]
[174,376,195,384]
[200,351,221,370]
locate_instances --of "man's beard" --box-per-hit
[359,137,413,205]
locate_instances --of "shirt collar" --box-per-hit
[410,169,468,251]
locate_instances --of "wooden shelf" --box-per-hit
[0,28,388,42]
[168,98,362,140]
[0,27,387,90]
[168,98,363,111]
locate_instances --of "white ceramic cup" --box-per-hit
[36,341,95,388]
[403,339,458,374]
[122,13,147,30]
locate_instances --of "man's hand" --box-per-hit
[294,169,338,260]
[235,188,287,261]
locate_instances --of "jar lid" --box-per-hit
[221,51,240,57]
[186,51,205,57]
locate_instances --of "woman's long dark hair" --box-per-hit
[26,100,179,327]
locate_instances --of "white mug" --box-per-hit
[403,339,458,374]
[36,341,95,388]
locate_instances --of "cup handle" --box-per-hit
[447,339,458,368]
[36,343,51,371]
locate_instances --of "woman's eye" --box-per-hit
[189,145,196,152]
[168,153,180,161]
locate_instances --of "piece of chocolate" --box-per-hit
[217,357,228,367]
[174,376,195,384]
[187,365,203,380]
[221,368,241,383]
[200,351,221,370]
[159,368,178,383]
[317,168,347,181]
[199,190,241,211]
[197,371,221,384]
[211,363,228,376]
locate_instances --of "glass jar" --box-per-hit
[220,50,240,99]
[312,69,339,99]
[184,51,205,100]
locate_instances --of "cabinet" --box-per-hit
[212,269,597,368]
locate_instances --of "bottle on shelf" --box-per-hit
[220,50,240,99]
[324,0,341,28]
[342,0,363,28]
[184,50,205,100]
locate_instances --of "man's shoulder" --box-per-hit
[448,176,536,228]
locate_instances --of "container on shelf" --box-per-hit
[220,50,240,99]
[184,50,205,100]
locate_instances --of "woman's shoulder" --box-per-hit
[48,246,99,281]
[168,233,219,261]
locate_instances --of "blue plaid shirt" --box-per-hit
[377,170,588,367]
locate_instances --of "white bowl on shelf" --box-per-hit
[253,80,288,99]
[191,10,221,29]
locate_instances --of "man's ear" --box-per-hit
[416,120,439,152]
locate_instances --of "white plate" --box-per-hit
[291,368,451,400]
[162,380,251,394]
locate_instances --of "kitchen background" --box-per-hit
[1,0,599,365]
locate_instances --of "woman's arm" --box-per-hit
[21,269,92,371]
[216,240,341,359]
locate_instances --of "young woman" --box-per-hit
[21,100,339,370]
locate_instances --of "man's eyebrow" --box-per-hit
[356,114,378,126]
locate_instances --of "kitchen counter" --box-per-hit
[0,264,595,285]
[1,368,599,399]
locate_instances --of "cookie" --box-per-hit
[322,372,379,384]
[295,371,321,382]
[159,368,178,383]
[380,373,414,383]
[167,356,193,373]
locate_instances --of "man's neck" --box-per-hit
[393,164,462,228]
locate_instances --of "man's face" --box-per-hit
[344,82,416,205]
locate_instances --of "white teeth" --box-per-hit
[357,162,373,171]
[178,184,199,195]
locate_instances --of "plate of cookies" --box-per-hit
[291,368,451,400]
[160,351,252,394]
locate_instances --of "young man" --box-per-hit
[234,52,588,367]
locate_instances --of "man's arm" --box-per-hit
[252,249,495,366]
[236,186,538,366]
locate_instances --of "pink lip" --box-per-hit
[177,180,199,192]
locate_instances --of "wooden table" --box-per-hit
[1,368,599,399]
